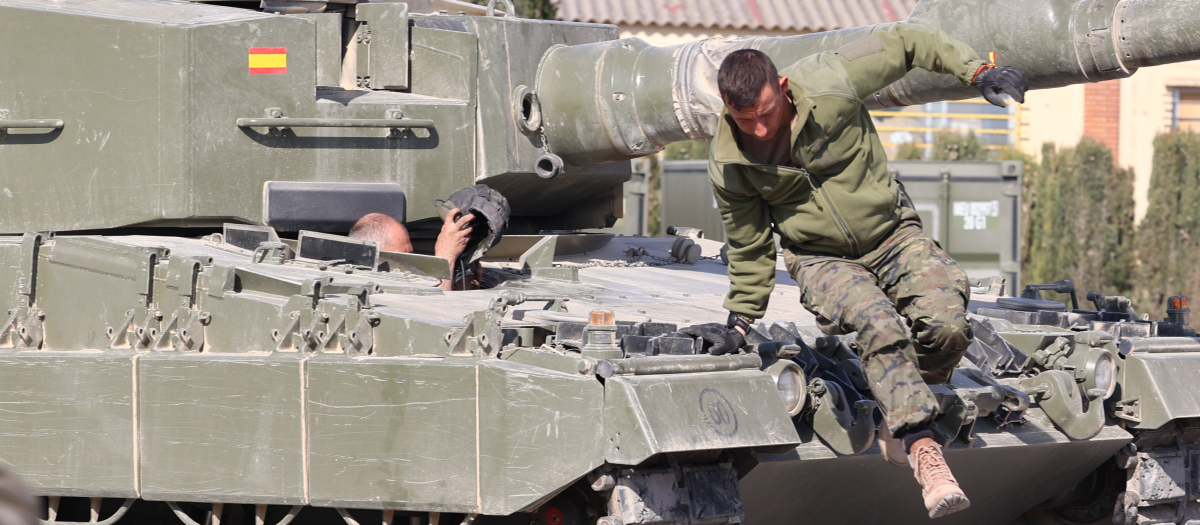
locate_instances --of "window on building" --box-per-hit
[1172,89,1200,132]
[871,97,1020,160]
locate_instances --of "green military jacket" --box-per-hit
[709,23,987,319]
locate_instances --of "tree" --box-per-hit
[895,142,924,160]
[1022,140,1136,301]
[1135,131,1200,321]
[892,131,990,161]
[646,155,664,237]
[897,130,988,160]
[930,131,990,161]
[993,146,1041,285]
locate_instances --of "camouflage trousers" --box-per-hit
[783,221,972,435]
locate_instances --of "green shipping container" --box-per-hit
[660,159,1022,292]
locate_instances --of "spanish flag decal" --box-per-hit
[249,47,287,75]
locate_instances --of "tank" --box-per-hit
[0,0,1197,524]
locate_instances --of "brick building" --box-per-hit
[1022,66,1200,221]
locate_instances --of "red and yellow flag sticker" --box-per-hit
[249,47,287,75]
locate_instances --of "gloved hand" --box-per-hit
[975,66,1029,107]
[680,319,747,356]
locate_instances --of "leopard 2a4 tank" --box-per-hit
[0,0,1199,524]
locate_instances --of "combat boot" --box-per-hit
[909,437,970,519]
[877,422,907,466]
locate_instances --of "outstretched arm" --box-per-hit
[834,23,989,101]
[710,163,777,321]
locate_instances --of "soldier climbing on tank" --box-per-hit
[692,25,1028,519]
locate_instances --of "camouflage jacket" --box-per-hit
[708,23,986,320]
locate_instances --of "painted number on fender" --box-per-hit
[699,388,738,437]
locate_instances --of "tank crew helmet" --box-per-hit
[435,184,511,267]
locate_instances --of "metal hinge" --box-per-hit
[1114,397,1141,424]
[1,233,47,348]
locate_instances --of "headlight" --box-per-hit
[765,361,806,417]
[1068,347,1117,400]
[1089,351,1116,399]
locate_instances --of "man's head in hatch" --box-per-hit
[349,213,413,253]
[718,49,792,141]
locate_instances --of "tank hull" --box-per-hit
[0,232,1193,525]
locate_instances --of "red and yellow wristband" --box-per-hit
[971,52,998,85]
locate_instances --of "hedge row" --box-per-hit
[1020,140,1138,306]
[1134,132,1200,321]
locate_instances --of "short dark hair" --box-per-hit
[718,49,779,111]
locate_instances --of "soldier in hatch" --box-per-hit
[349,212,482,291]
[695,25,1027,518]
[350,184,510,292]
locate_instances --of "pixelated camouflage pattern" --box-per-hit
[784,220,972,434]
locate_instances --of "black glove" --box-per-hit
[679,323,745,356]
[975,66,1028,107]
[681,312,751,356]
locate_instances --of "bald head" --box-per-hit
[349,213,412,253]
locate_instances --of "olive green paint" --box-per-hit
[603,370,800,465]
[138,353,308,504]
[0,351,137,498]
[0,0,628,232]
[1121,352,1200,429]
[306,356,478,511]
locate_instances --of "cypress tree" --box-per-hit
[1018,140,1136,302]
[931,131,989,161]
[1135,131,1200,322]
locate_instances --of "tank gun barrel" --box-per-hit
[535,0,1200,167]
[877,0,1200,107]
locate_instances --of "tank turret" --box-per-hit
[6,0,1199,235]
[0,0,627,233]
